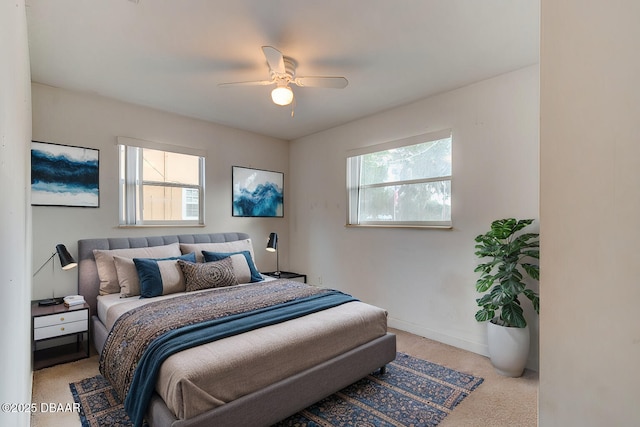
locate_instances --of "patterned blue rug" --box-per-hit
[69,352,483,427]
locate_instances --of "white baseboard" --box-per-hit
[388,317,490,357]
[389,317,539,372]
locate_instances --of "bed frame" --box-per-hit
[78,232,396,427]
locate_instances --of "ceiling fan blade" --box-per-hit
[218,80,274,87]
[293,76,348,89]
[262,46,285,75]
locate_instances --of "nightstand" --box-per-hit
[262,271,307,283]
[31,302,90,370]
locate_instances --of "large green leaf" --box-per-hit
[522,263,540,280]
[474,262,497,274]
[501,301,527,328]
[490,288,512,308]
[476,293,498,308]
[502,263,523,279]
[474,241,501,257]
[501,278,526,297]
[475,307,495,322]
[475,276,495,293]
[523,289,540,313]
[512,233,539,247]
[488,218,534,240]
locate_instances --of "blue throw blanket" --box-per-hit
[123,290,357,427]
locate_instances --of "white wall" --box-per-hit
[289,65,540,368]
[540,1,640,425]
[31,83,290,300]
[0,1,33,426]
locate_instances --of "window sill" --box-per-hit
[117,224,206,229]
[345,224,453,230]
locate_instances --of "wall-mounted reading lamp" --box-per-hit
[266,232,280,276]
[33,244,77,306]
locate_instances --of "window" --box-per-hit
[118,137,205,226]
[182,188,200,220]
[347,130,452,228]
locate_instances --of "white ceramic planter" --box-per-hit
[487,321,530,377]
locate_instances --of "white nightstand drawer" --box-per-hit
[34,309,87,328]
[34,319,88,340]
[32,302,91,369]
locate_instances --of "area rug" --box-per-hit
[69,352,483,427]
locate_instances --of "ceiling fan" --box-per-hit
[218,46,348,111]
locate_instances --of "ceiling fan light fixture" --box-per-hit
[271,86,294,106]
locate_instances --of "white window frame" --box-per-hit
[182,188,200,220]
[346,129,452,229]
[117,137,206,226]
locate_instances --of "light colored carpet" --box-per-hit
[31,328,538,426]
[394,329,538,427]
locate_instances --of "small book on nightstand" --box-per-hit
[63,295,85,307]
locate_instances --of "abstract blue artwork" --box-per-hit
[31,141,99,207]
[232,166,283,217]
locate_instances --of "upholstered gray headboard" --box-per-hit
[77,232,251,317]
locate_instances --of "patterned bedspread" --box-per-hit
[99,280,356,427]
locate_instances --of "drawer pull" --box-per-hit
[60,317,64,321]
[60,327,64,331]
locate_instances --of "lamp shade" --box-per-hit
[266,233,278,252]
[56,244,77,270]
[271,86,294,106]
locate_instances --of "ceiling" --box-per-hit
[25,0,539,141]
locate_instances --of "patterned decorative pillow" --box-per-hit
[134,253,196,298]
[178,258,238,292]
[202,250,263,282]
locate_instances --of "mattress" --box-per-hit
[97,285,388,420]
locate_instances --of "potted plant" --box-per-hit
[474,218,539,377]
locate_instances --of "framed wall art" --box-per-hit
[232,166,283,217]
[31,141,100,207]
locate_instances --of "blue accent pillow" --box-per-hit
[201,250,263,282]
[134,253,197,298]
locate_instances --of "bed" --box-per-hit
[77,232,396,427]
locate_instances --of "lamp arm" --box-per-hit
[33,252,56,277]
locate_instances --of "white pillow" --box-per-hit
[179,239,255,263]
[93,242,181,295]
[228,253,252,284]
[113,256,141,298]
